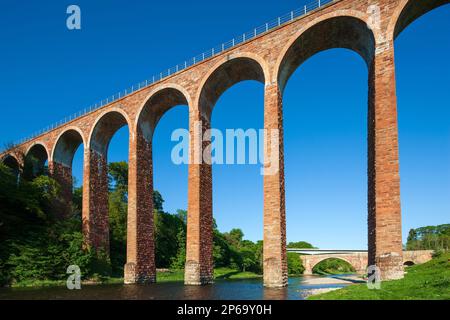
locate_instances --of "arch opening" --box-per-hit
[53,129,84,168]
[137,87,190,272]
[202,57,266,275]
[283,48,368,272]
[87,110,131,276]
[52,129,85,218]
[25,144,48,179]
[199,57,266,120]
[138,87,189,142]
[90,111,129,156]
[403,261,415,267]
[312,257,356,275]
[2,155,20,178]
[392,0,450,40]
[277,16,375,93]
[394,4,450,256]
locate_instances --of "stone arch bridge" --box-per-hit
[287,249,434,275]
[1,0,448,287]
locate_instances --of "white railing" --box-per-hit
[8,0,336,149]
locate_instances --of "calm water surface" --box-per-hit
[0,276,349,300]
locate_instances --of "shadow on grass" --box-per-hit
[215,271,241,280]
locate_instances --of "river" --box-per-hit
[0,275,361,300]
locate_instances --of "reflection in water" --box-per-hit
[263,287,288,300]
[0,277,349,300]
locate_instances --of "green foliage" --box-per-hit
[155,211,185,268]
[108,161,128,190]
[107,162,128,276]
[170,210,187,270]
[287,241,315,249]
[287,253,304,275]
[153,190,165,212]
[406,224,450,251]
[213,227,262,274]
[313,258,355,275]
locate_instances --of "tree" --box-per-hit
[287,253,304,275]
[287,241,315,249]
[153,190,164,212]
[108,162,128,190]
[224,228,244,249]
[406,224,450,251]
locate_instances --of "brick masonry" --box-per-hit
[1,0,448,286]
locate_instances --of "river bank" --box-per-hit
[308,253,450,300]
[5,268,262,289]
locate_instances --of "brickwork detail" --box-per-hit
[263,84,287,287]
[85,150,110,253]
[185,113,214,285]
[49,161,73,218]
[125,130,156,284]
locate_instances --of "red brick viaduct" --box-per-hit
[1,0,448,287]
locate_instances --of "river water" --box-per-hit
[0,276,351,300]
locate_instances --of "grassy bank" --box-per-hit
[309,253,450,300]
[10,268,261,288]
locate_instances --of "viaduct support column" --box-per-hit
[125,130,156,284]
[82,148,110,255]
[185,110,214,285]
[49,161,73,218]
[263,83,288,287]
[368,41,403,280]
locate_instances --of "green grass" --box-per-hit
[214,268,261,280]
[11,268,261,288]
[309,253,450,300]
[156,268,261,282]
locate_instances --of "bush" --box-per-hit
[313,258,355,275]
[287,253,304,275]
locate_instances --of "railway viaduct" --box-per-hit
[1,0,448,287]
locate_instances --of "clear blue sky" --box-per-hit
[0,1,448,249]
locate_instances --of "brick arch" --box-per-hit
[403,260,415,266]
[275,11,376,93]
[1,153,19,166]
[88,108,132,155]
[52,127,86,167]
[123,84,192,284]
[387,0,450,41]
[310,256,355,272]
[83,108,132,253]
[50,127,86,218]
[1,154,20,177]
[25,142,50,177]
[196,52,270,120]
[135,83,191,142]
[26,141,50,161]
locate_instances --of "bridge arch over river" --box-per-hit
[287,249,434,275]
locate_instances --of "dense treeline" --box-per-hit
[0,162,94,286]
[406,224,450,252]
[0,161,311,286]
